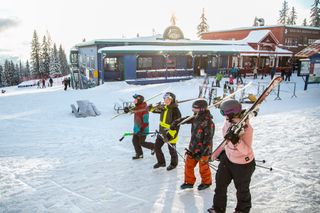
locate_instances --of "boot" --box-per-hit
[197,183,211,190]
[180,183,194,189]
[132,154,143,160]
[166,164,177,171]
[153,163,166,169]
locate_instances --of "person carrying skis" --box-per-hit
[208,99,255,213]
[149,92,181,170]
[171,99,215,190]
[124,94,154,159]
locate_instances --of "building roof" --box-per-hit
[98,44,292,56]
[295,40,320,57]
[243,30,279,44]
[202,24,320,35]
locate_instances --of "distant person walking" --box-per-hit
[49,78,53,87]
[63,78,68,91]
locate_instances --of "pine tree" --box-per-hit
[278,0,289,24]
[49,43,61,76]
[310,0,320,27]
[58,45,70,75]
[39,35,50,77]
[25,60,30,78]
[288,7,297,25]
[30,30,41,78]
[197,8,209,38]
[303,18,308,26]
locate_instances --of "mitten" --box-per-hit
[224,130,240,145]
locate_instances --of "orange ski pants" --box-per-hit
[184,155,212,185]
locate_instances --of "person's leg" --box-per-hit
[154,136,165,165]
[232,160,256,213]
[168,143,178,167]
[199,156,212,185]
[132,134,143,156]
[212,153,232,213]
[184,155,198,184]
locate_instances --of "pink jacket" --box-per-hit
[223,118,254,164]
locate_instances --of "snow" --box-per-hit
[0,74,320,213]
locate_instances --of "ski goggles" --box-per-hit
[220,107,241,116]
[163,93,173,100]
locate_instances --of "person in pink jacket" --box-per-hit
[208,99,255,213]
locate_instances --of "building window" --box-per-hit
[104,57,118,71]
[285,37,298,46]
[166,55,176,68]
[137,57,152,70]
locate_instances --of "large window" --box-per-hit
[104,57,118,71]
[166,55,176,68]
[137,57,152,70]
[285,37,298,46]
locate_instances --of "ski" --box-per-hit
[210,76,283,162]
[110,92,163,120]
[178,82,253,126]
[198,74,210,98]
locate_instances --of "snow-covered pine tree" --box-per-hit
[288,7,297,25]
[25,60,30,79]
[58,45,70,76]
[39,35,50,77]
[3,60,16,86]
[30,30,41,78]
[197,8,209,38]
[303,18,308,26]
[49,43,61,76]
[14,63,20,85]
[278,0,289,24]
[310,0,320,27]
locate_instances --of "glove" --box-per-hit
[224,129,240,145]
[170,116,189,130]
[123,107,130,113]
[193,152,201,161]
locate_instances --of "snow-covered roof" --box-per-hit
[242,30,279,44]
[295,40,320,57]
[98,44,257,54]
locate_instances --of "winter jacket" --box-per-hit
[150,103,181,144]
[186,110,215,157]
[223,118,254,164]
[133,102,149,135]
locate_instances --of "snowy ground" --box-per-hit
[0,74,319,213]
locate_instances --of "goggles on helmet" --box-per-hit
[163,93,173,100]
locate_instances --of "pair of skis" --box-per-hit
[210,76,283,162]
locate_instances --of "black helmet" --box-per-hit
[220,99,242,117]
[133,94,144,105]
[192,99,208,111]
[163,92,176,103]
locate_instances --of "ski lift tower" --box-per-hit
[69,47,83,89]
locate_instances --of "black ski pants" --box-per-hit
[154,135,178,166]
[213,152,255,213]
[132,134,154,156]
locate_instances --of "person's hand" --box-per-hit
[225,128,241,145]
[123,107,130,113]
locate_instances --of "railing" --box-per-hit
[136,69,193,79]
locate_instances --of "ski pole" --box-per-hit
[256,164,273,171]
[155,130,185,162]
[255,159,266,163]
[119,131,157,142]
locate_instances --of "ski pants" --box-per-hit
[213,152,255,213]
[184,154,212,185]
[132,134,154,156]
[154,135,178,166]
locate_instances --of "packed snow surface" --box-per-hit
[0,74,319,212]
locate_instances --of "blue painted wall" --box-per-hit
[123,55,136,80]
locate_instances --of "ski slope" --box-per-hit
[0,74,319,213]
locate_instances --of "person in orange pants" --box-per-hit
[171,99,215,190]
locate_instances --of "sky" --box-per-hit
[0,0,314,62]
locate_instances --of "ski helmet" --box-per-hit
[220,99,242,117]
[133,94,144,104]
[192,99,208,112]
[163,92,176,103]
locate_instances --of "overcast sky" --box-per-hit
[0,0,314,61]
